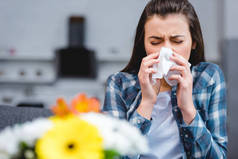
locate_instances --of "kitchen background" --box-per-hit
[0,0,237,158]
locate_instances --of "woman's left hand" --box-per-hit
[169,52,196,124]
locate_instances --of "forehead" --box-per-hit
[144,14,190,36]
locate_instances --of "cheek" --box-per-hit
[174,43,192,60]
[175,48,190,60]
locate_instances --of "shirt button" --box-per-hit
[174,108,178,112]
[185,134,188,138]
[137,120,141,124]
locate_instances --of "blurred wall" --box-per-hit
[0,0,223,63]
[225,0,238,39]
[224,0,238,158]
[190,0,223,62]
[0,0,147,61]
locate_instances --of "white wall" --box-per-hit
[223,1,238,158]
[190,0,222,62]
[224,0,238,39]
[0,0,147,61]
[0,0,222,62]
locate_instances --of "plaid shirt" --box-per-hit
[103,62,227,159]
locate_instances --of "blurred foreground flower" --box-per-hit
[52,94,100,117]
[0,93,148,159]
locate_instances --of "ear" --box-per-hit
[192,42,196,50]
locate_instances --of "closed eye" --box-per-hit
[149,36,163,45]
[151,41,162,45]
[170,35,185,44]
[172,40,183,44]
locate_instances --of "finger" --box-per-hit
[170,53,188,67]
[143,52,160,61]
[145,68,158,74]
[144,59,159,67]
[169,65,186,76]
[168,74,183,83]
[139,68,157,85]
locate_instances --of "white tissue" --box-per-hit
[152,47,174,79]
[152,47,191,86]
[164,70,180,86]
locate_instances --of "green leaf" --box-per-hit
[104,150,120,159]
[11,141,37,159]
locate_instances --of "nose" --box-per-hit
[163,40,173,49]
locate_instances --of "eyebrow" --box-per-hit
[149,35,185,40]
[149,36,163,40]
[170,35,185,39]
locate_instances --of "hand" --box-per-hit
[138,52,161,105]
[169,52,196,124]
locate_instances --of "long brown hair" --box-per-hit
[122,0,205,74]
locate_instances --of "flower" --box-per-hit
[81,113,149,155]
[71,94,100,114]
[0,118,52,156]
[52,94,100,117]
[51,98,71,117]
[0,93,149,159]
[36,116,104,159]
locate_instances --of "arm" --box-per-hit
[103,52,161,135]
[102,74,152,135]
[180,65,227,158]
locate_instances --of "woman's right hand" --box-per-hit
[138,52,161,106]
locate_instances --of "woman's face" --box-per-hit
[144,14,195,60]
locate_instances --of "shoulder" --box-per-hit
[193,62,223,76]
[106,72,139,90]
[192,62,225,90]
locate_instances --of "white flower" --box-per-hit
[0,113,149,158]
[0,118,52,157]
[0,127,20,156]
[81,113,149,155]
[18,118,53,145]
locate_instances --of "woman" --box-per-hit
[103,0,227,158]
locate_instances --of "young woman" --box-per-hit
[103,0,227,158]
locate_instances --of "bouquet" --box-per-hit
[0,94,148,159]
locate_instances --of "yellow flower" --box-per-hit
[36,116,104,159]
